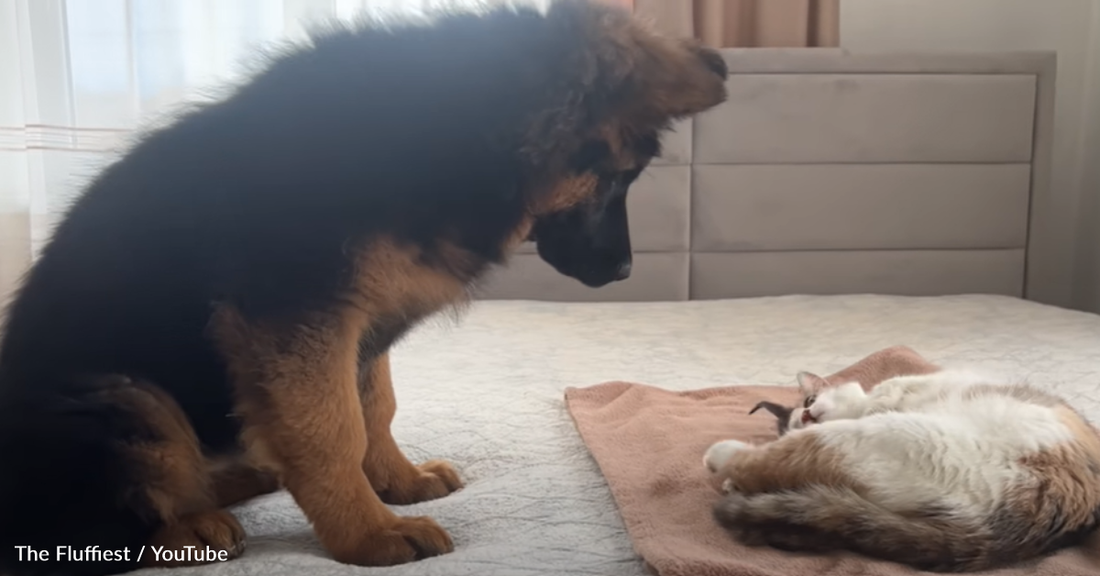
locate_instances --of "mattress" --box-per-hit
[145,294,1100,576]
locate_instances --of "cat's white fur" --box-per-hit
[703,369,1100,571]
[706,370,1074,514]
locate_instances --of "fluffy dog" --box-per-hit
[0,1,727,574]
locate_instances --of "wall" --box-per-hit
[1074,1,1100,312]
[840,0,1100,312]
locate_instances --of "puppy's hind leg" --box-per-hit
[0,374,242,576]
[210,457,281,509]
[108,379,246,568]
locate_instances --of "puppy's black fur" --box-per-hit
[0,1,727,574]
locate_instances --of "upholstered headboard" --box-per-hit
[478,48,1057,303]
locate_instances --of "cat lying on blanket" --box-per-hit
[703,369,1100,572]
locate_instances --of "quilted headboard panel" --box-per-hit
[478,48,1057,302]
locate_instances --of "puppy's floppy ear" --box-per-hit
[628,37,730,120]
[690,41,730,79]
[547,0,729,126]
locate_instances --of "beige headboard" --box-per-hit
[478,48,1057,302]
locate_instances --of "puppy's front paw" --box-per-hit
[332,516,453,566]
[378,460,463,505]
[703,440,750,473]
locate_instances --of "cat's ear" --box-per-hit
[796,371,828,394]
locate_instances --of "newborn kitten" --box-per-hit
[704,369,1100,572]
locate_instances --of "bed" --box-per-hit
[146,48,1099,576]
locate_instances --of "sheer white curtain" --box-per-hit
[0,0,542,303]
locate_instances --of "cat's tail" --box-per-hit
[713,486,1007,572]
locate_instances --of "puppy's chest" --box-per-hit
[349,238,472,361]
[352,240,471,314]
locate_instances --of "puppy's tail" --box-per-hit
[714,486,1023,572]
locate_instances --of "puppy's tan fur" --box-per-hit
[0,1,729,573]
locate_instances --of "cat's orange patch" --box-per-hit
[1053,405,1100,461]
[992,404,1100,559]
[715,431,865,496]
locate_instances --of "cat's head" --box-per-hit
[750,371,868,436]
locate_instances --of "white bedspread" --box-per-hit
[143,294,1100,576]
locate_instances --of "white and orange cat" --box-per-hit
[703,369,1100,572]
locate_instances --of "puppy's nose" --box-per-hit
[615,261,632,280]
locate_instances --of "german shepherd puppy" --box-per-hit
[0,1,727,574]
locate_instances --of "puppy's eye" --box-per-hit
[803,395,816,408]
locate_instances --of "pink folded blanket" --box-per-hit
[564,345,1100,576]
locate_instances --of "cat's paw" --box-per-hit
[703,440,750,473]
